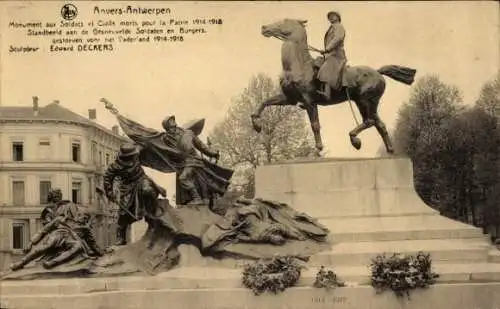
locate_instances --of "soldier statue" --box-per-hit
[161,115,222,205]
[10,201,103,270]
[101,98,234,207]
[104,143,167,246]
[317,11,348,101]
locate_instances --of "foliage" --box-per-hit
[313,266,345,289]
[469,72,500,230]
[476,71,500,118]
[241,255,304,295]
[388,72,500,233]
[370,252,439,299]
[392,75,465,207]
[209,73,315,197]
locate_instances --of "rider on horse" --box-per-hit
[317,11,348,101]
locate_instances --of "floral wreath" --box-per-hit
[370,251,439,299]
[241,255,304,295]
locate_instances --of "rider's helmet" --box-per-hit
[327,11,341,22]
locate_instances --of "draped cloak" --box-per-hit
[114,114,234,205]
[200,198,330,258]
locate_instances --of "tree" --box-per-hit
[393,75,464,157]
[391,75,465,208]
[209,73,316,197]
[476,71,500,119]
[387,72,500,240]
[471,72,500,236]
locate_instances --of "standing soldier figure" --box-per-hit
[104,143,167,246]
[161,115,221,205]
[101,98,233,207]
[317,11,348,101]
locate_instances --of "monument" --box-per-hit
[2,17,500,309]
[3,155,500,309]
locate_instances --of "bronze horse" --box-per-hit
[250,18,417,155]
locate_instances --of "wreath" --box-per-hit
[241,256,303,295]
[313,266,346,289]
[370,251,439,299]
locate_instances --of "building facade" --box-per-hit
[0,97,129,270]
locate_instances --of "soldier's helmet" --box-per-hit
[161,115,177,131]
[47,189,63,204]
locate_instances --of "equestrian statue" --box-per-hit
[251,13,417,155]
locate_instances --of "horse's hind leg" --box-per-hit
[373,113,394,154]
[348,98,375,150]
[251,93,294,133]
[362,90,394,154]
[348,95,394,154]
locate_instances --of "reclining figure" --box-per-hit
[10,203,103,271]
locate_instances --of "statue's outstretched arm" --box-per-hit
[193,134,219,158]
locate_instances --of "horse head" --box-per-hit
[261,18,308,43]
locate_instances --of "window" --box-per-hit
[72,181,82,204]
[88,176,94,204]
[105,153,110,166]
[12,220,29,250]
[91,142,98,163]
[39,180,52,204]
[98,150,103,166]
[12,142,24,161]
[12,181,25,205]
[39,140,51,160]
[72,142,81,163]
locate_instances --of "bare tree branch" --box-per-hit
[209,73,315,196]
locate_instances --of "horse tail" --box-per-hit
[377,65,417,86]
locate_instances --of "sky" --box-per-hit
[1,1,499,194]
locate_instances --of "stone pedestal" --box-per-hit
[255,157,437,218]
[256,157,493,266]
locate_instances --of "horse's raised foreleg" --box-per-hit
[251,93,293,133]
[306,105,324,155]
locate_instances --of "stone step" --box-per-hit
[3,282,500,309]
[3,262,500,297]
[488,248,500,263]
[309,239,490,266]
[321,214,484,242]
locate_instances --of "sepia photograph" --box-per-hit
[0,1,499,308]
